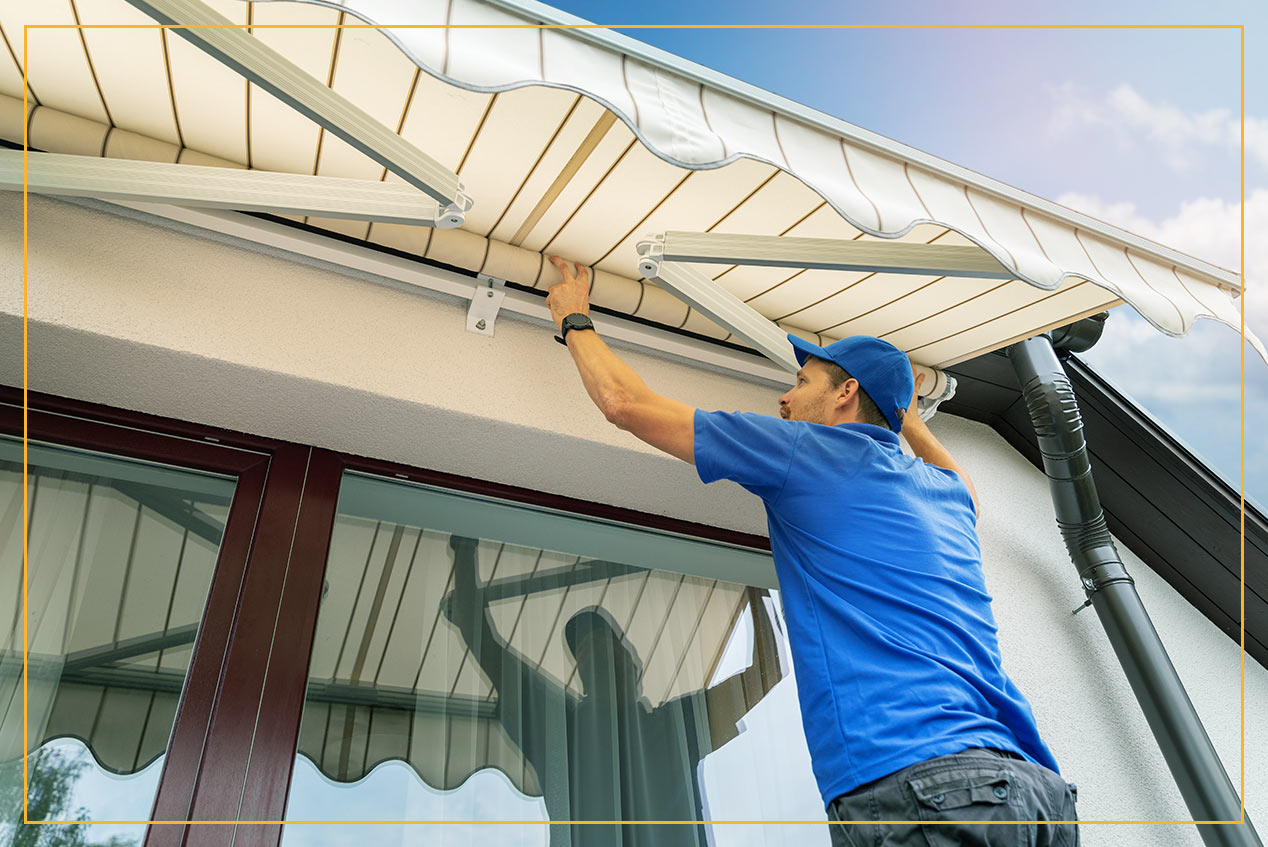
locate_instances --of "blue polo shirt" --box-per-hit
[694,410,1059,805]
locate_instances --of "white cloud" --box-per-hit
[1048,82,1266,172]
[1039,84,1268,501]
[1055,189,1266,339]
[1080,311,1267,506]
[1244,116,1268,172]
[1064,191,1268,504]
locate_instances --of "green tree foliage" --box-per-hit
[1,746,92,847]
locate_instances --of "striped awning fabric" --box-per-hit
[0,0,1259,367]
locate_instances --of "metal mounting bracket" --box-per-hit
[466,274,507,336]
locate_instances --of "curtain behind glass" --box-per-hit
[0,437,235,845]
[283,475,786,847]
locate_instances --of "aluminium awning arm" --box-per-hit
[122,0,471,226]
[0,151,460,227]
[654,230,1015,278]
[639,250,802,373]
[636,235,956,411]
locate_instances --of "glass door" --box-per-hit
[0,435,239,846]
[279,472,787,847]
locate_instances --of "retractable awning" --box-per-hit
[0,0,1259,372]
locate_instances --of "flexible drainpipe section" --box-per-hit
[1008,331,1261,847]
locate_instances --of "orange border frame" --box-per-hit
[19,18,1249,833]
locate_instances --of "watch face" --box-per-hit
[566,315,590,330]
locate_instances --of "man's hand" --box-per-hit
[544,254,696,464]
[902,367,926,426]
[546,256,591,331]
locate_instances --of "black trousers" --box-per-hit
[826,747,1080,847]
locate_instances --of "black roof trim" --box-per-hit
[943,351,1266,668]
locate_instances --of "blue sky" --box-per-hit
[537,0,1267,507]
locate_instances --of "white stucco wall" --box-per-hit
[1,193,1263,844]
[937,413,1265,845]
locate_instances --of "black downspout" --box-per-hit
[1007,330,1261,847]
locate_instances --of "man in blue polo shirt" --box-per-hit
[545,256,1079,846]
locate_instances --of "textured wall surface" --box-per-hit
[936,413,1265,845]
[2,193,1262,844]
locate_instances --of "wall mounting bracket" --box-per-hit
[466,274,507,337]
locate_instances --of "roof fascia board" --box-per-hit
[123,0,469,223]
[61,196,793,389]
[654,230,1015,279]
[1,151,456,227]
[476,0,1239,289]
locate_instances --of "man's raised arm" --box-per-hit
[899,370,981,515]
[546,255,697,465]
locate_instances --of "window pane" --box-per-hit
[282,473,790,846]
[0,436,237,846]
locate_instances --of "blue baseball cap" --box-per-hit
[786,334,914,432]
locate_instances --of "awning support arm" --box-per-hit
[652,230,1015,278]
[122,0,471,226]
[1008,330,1261,847]
[637,237,956,416]
[1,151,461,227]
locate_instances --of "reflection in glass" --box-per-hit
[0,436,236,843]
[283,474,786,847]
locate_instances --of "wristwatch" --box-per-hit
[555,312,596,345]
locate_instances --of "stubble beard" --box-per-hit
[782,388,833,424]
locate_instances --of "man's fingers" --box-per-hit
[909,365,926,400]
[902,368,926,420]
[548,255,593,290]
[547,254,573,283]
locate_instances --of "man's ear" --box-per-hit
[834,378,860,412]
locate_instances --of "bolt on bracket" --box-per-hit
[466,274,507,337]
[437,191,474,229]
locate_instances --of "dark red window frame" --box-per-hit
[2,386,769,847]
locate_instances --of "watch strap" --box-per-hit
[554,313,595,345]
